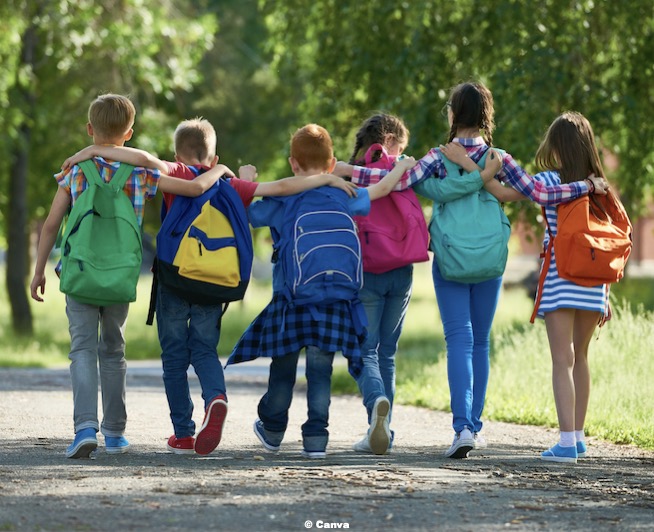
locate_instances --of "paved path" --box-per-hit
[0,361,652,531]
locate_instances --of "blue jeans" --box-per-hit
[432,261,502,434]
[355,266,412,423]
[66,297,129,437]
[258,346,334,452]
[156,284,225,438]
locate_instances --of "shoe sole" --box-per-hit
[253,421,280,452]
[577,452,587,458]
[195,398,228,455]
[369,397,391,455]
[106,444,130,455]
[445,442,474,459]
[301,451,326,459]
[66,438,98,459]
[541,455,577,464]
[167,445,196,455]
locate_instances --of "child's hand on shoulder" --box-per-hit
[395,156,416,171]
[439,142,468,166]
[325,174,358,197]
[485,149,503,176]
[61,145,96,170]
[238,164,257,181]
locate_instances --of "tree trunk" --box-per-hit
[6,20,38,335]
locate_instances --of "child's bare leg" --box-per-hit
[572,310,600,430]
[544,308,576,432]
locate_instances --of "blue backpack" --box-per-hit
[433,149,511,283]
[149,170,253,316]
[272,187,363,306]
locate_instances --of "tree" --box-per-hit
[259,0,654,211]
[0,0,216,334]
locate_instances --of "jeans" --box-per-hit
[258,346,334,452]
[432,261,502,434]
[66,296,129,437]
[156,284,224,438]
[355,266,412,423]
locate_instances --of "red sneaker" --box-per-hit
[194,395,228,455]
[167,435,195,455]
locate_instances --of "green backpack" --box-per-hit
[59,160,142,306]
[432,150,511,284]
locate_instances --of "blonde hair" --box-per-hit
[87,94,136,138]
[290,124,333,171]
[173,118,217,163]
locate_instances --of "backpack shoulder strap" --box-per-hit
[78,159,104,187]
[109,162,136,191]
[530,206,555,323]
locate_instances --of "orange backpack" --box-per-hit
[530,190,633,323]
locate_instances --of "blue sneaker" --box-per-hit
[66,428,97,459]
[576,440,587,458]
[105,436,130,454]
[253,419,281,452]
[541,443,577,463]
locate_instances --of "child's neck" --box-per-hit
[454,128,481,139]
[295,167,329,177]
[93,137,126,147]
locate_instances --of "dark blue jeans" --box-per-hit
[156,284,224,438]
[432,261,502,434]
[258,346,334,452]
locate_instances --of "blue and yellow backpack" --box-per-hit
[147,169,253,323]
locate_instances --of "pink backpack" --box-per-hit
[354,143,430,274]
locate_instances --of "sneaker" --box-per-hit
[195,395,228,455]
[301,449,326,459]
[473,432,488,449]
[352,435,373,453]
[167,435,195,455]
[253,419,281,452]
[368,396,391,455]
[444,428,475,458]
[541,443,578,464]
[105,436,130,454]
[65,428,97,459]
[352,434,394,454]
[576,440,587,458]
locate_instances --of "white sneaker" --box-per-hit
[352,435,373,453]
[444,428,474,458]
[473,432,487,449]
[301,450,326,459]
[368,396,391,455]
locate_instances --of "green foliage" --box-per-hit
[259,0,654,217]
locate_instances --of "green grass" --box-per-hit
[2,262,653,449]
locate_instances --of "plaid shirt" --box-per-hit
[226,294,366,377]
[352,137,590,205]
[55,157,160,226]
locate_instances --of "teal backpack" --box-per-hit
[432,149,511,283]
[59,160,142,306]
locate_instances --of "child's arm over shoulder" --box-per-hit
[30,187,71,302]
[367,157,416,201]
[254,174,358,197]
[159,164,234,197]
[61,145,169,173]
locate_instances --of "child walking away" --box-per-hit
[339,113,429,455]
[480,112,618,463]
[342,81,607,459]
[62,119,357,456]
[30,95,230,459]
[226,124,415,459]
[444,90,605,458]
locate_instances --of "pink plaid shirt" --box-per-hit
[55,157,160,226]
[352,136,590,205]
